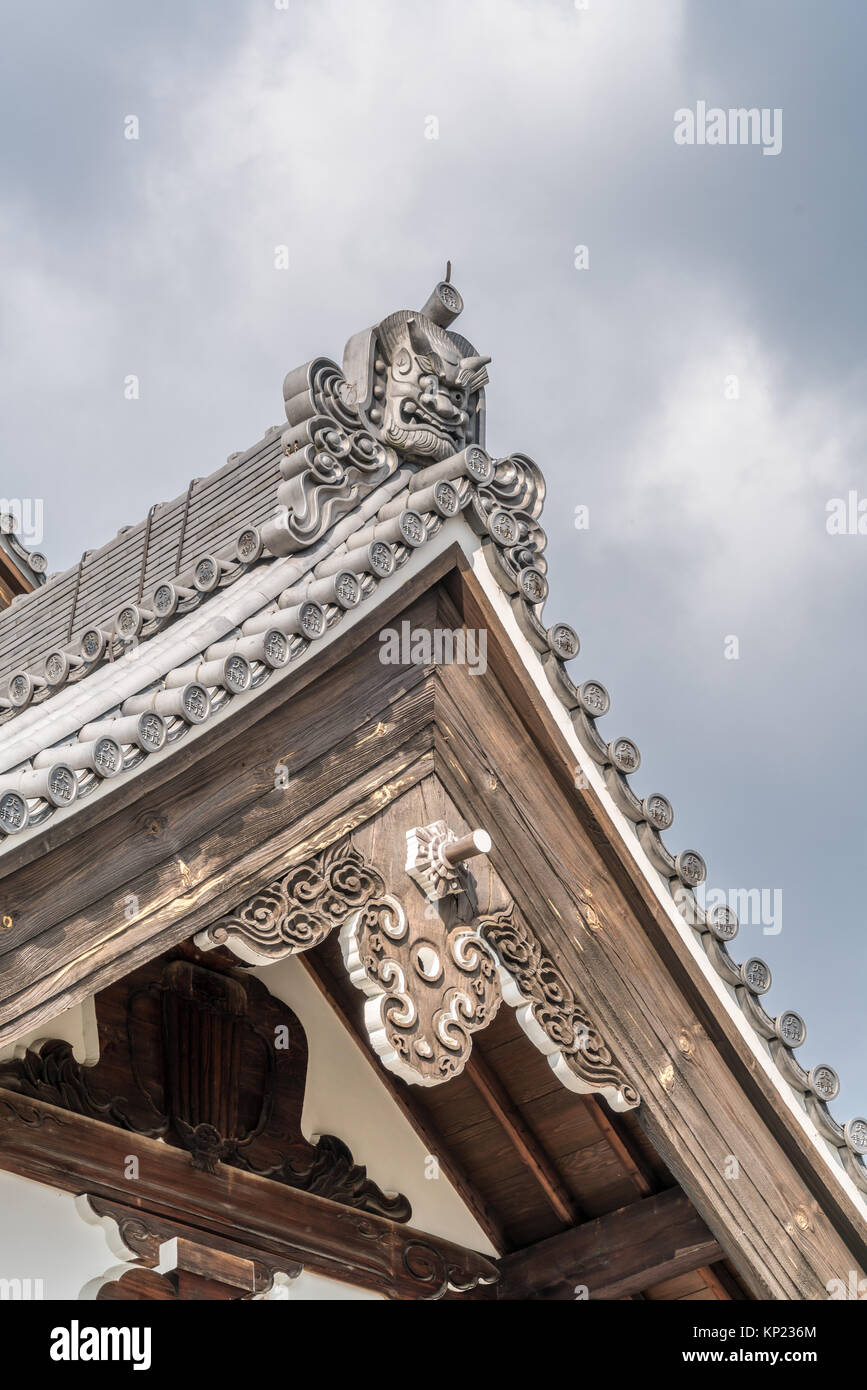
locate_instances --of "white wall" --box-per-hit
[0,1174,111,1301]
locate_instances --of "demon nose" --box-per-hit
[433,390,461,420]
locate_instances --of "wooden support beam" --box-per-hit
[497,1187,720,1301]
[0,1090,499,1301]
[435,574,867,1296]
[99,1238,271,1301]
[86,1194,302,1301]
[583,1095,654,1196]
[464,1051,582,1226]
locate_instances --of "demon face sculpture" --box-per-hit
[375,311,490,462]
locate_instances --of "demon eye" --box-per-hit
[419,374,439,393]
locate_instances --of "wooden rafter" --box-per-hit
[464,1052,582,1226]
[583,1095,730,1298]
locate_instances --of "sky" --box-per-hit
[1,0,865,1115]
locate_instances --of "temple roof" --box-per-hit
[1,275,865,1221]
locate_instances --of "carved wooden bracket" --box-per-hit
[196,839,387,964]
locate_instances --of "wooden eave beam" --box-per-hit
[0,1090,499,1301]
[496,1187,721,1301]
[429,574,867,1295]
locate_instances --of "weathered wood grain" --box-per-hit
[0,737,433,1043]
[426,599,865,1295]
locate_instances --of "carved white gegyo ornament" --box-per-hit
[339,822,499,1087]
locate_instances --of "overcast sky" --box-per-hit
[2,0,865,1115]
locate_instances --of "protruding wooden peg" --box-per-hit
[442,829,492,867]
